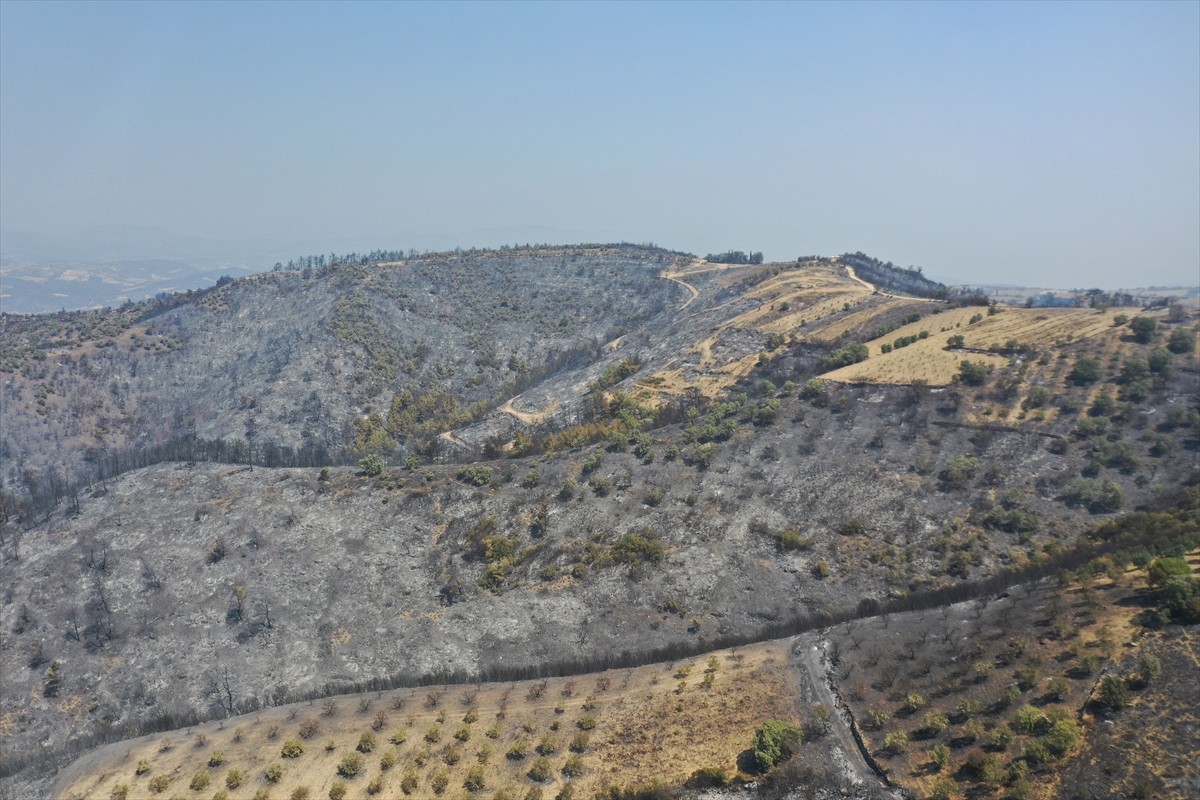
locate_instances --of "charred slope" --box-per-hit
[0,245,686,490]
[1,370,1195,773]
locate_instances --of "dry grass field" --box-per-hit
[822,306,1143,387]
[54,641,801,800]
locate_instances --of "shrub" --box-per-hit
[148,775,170,794]
[905,693,928,712]
[189,771,211,791]
[1062,478,1123,513]
[558,478,579,500]
[931,743,951,771]
[264,763,283,783]
[135,760,150,776]
[528,757,553,782]
[365,778,382,796]
[110,784,129,800]
[329,782,347,800]
[281,737,304,758]
[922,710,950,736]
[1045,717,1082,756]
[358,454,384,477]
[392,771,418,795]
[1046,677,1071,701]
[561,753,586,777]
[577,712,598,730]
[380,748,397,770]
[424,724,441,743]
[507,739,530,759]
[463,766,486,792]
[207,751,224,767]
[292,788,311,800]
[881,730,908,754]
[356,732,376,752]
[928,777,957,800]
[751,719,802,771]
[536,734,558,755]
[940,456,978,490]
[430,770,449,795]
[388,728,407,745]
[1012,704,1048,734]
[337,752,364,778]
[222,768,243,790]
[457,466,492,486]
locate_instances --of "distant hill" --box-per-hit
[0,259,257,314]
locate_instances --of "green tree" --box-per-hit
[1128,316,1156,343]
[358,454,384,477]
[1167,326,1196,354]
[958,360,989,386]
[1068,356,1103,385]
[1099,675,1129,710]
[751,719,802,771]
[1147,556,1191,589]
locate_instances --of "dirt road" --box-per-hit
[792,632,906,799]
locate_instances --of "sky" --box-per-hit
[1,1,1197,288]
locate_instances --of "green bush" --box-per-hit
[189,771,211,791]
[147,775,170,794]
[281,737,304,758]
[264,763,284,782]
[329,782,347,800]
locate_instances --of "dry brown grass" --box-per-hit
[56,641,799,800]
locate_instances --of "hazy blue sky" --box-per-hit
[2,1,1197,287]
